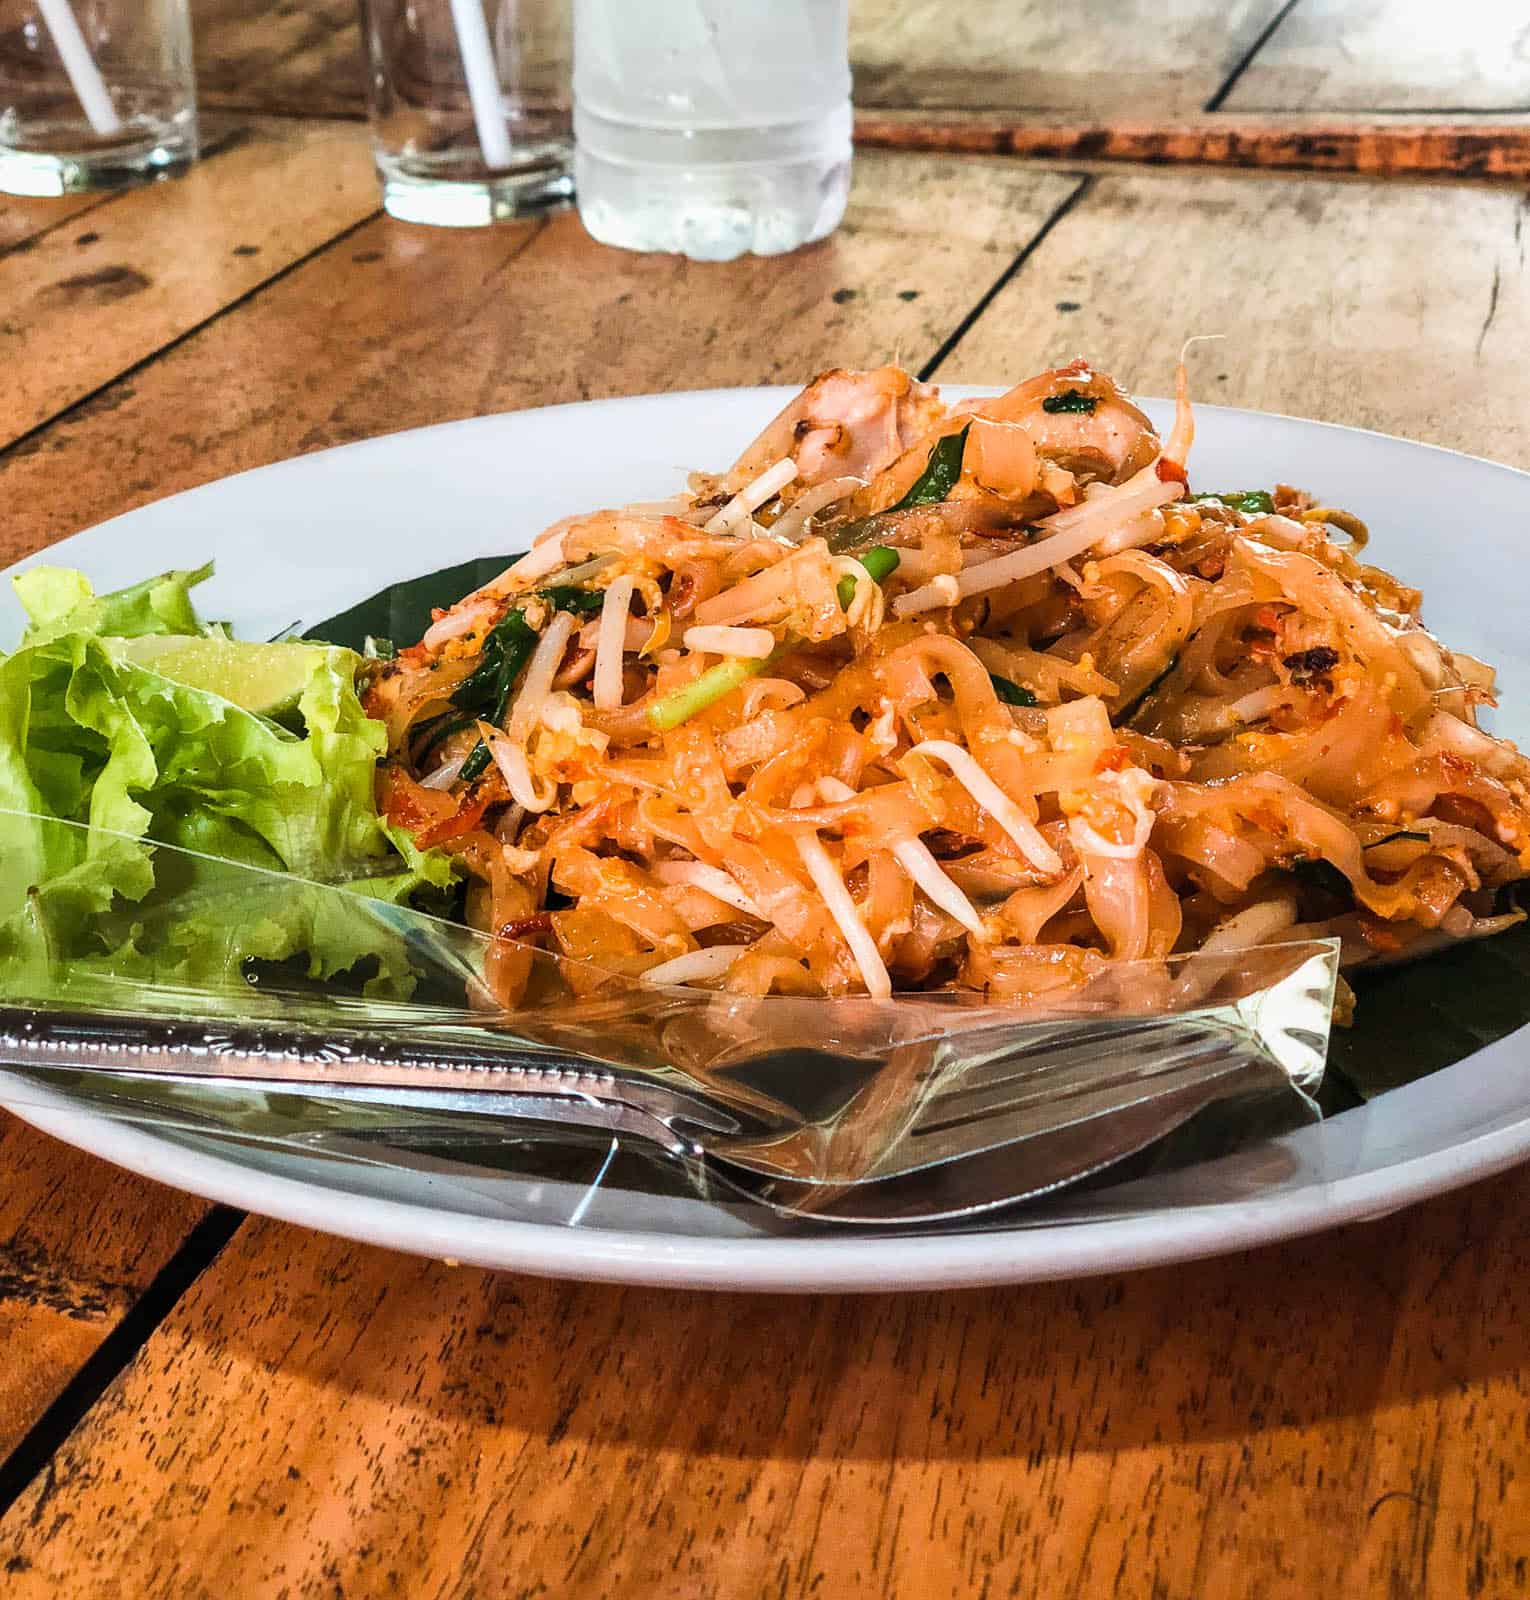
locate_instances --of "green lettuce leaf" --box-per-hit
[15,561,216,646]
[0,565,455,999]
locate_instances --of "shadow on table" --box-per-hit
[189,1161,1530,1467]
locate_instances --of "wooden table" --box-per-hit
[188,0,1530,178]
[4,44,1530,1600]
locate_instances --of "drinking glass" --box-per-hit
[358,0,572,227]
[0,0,197,195]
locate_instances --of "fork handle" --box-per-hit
[0,1004,705,1154]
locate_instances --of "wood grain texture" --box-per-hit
[855,110,1530,180]
[939,165,1530,470]
[850,0,1290,118]
[0,1119,207,1459]
[0,147,1081,565]
[3,1168,1530,1598]
[192,0,363,118]
[0,120,377,449]
[1228,0,1530,113]
[182,0,1287,124]
[0,194,111,256]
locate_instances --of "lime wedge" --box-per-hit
[107,636,360,718]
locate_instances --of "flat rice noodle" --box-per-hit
[997,865,1085,943]
[1154,814,1271,901]
[864,848,917,951]
[958,939,1107,1001]
[1187,682,1415,807]
[882,634,1039,806]
[551,847,694,951]
[1232,538,1432,716]
[1080,850,1154,961]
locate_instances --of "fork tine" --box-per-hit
[915,1018,1248,1130]
[892,1032,1258,1177]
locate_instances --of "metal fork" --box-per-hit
[0,951,1332,1226]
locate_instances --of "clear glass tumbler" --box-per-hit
[358,0,573,227]
[0,0,197,195]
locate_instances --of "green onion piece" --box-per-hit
[836,545,901,609]
[458,739,492,784]
[538,585,606,617]
[859,545,900,583]
[989,673,1037,707]
[1189,490,1276,515]
[1041,390,1098,415]
[646,654,773,732]
[890,424,971,512]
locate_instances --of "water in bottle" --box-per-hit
[572,0,852,261]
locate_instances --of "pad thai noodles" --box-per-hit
[365,359,1530,1008]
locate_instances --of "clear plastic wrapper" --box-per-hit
[0,814,1339,1226]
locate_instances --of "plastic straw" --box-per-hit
[35,0,122,138]
[448,0,514,170]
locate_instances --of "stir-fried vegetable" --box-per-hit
[354,356,1530,1011]
[836,545,900,609]
[538,585,608,617]
[1190,490,1276,515]
[646,653,774,731]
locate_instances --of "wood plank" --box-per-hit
[1227,0,1530,113]
[192,0,364,119]
[181,0,1284,124]
[0,195,111,257]
[855,110,1530,181]
[0,119,378,450]
[850,0,1291,119]
[0,1118,207,1459]
[0,150,1081,566]
[3,1168,1529,1598]
[938,165,1530,470]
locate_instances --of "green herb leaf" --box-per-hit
[1190,490,1276,516]
[1041,390,1098,415]
[538,585,607,617]
[450,609,536,716]
[890,424,970,512]
[989,673,1037,706]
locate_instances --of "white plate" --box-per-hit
[6,388,1530,1292]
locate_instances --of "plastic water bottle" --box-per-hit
[572,0,852,262]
